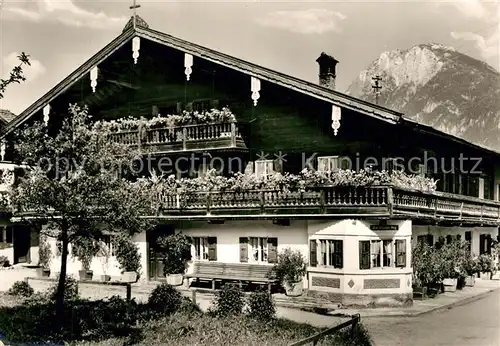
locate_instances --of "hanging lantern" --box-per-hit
[184,53,193,81]
[331,105,341,136]
[43,104,51,124]
[132,37,141,64]
[251,76,261,106]
[90,67,98,93]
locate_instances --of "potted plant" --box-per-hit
[476,254,495,280]
[411,242,432,298]
[157,232,192,286]
[113,235,141,283]
[440,241,461,292]
[37,236,52,277]
[272,247,307,297]
[73,237,99,281]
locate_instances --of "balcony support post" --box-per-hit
[387,187,394,217]
[230,123,236,147]
[459,202,463,220]
[182,128,187,151]
[319,188,326,214]
[260,191,265,214]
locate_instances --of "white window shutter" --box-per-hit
[255,160,265,178]
[318,157,328,172]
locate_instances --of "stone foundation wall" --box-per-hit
[307,289,413,308]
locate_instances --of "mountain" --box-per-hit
[346,43,500,152]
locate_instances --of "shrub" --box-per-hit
[147,283,182,316]
[247,290,276,320]
[209,284,244,317]
[157,232,192,275]
[7,281,34,298]
[179,296,202,315]
[272,247,307,287]
[49,275,79,301]
[113,235,141,278]
[0,255,10,267]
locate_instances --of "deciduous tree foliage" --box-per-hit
[10,104,158,326]
[0,52,30,99]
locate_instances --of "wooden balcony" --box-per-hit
[154,186,500,225]
[108,122,247,154]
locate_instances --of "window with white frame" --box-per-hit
[255,160,274,178]
[99,235,115,257]
[250,237,268,262]
[317,156,340,173]
[310,239,343,268]
[359,239,406,270]
[240,237,278,263]
[192,237,209,261]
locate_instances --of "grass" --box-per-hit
[0,287,372,346]
[74,313,371,346]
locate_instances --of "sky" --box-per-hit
[0,0,499,115]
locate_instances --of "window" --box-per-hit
[382,240,392,267]
[478,178,485,199]
[417,234,433,246]
[359,239,406,270]
[255,160,274,178]
[465,231,472,252]
[317,156,351,173]
[446,235,452,244]
[240,237,277,263]
[99,235,115,257]
[192,237,209,261]
[310,239,343,268]
[359,241,371,270]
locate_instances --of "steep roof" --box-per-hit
[2,21,499,157]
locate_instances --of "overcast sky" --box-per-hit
[1,0,498,114]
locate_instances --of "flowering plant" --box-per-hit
[154,167,438,196]
[92,108,236,133]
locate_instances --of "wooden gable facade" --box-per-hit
[2,17,500,225]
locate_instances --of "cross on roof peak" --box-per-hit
[129,0,141,29]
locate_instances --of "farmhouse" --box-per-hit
[1,15,499,307]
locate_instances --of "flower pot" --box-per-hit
[78,270,93,281]
[427,282,442,296]
[121,271,138,283]
[165,274,184,286]
[480,272,491,280]
[412,286,428,300]
[37,268,51,277]
[284,281,303,297]
[99,274,111,282]
[442,278,457,292]
[465,275,475,287]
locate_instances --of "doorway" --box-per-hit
[13,226,31,264]
[147,224,174,280]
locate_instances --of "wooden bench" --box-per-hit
[185,261,279,293]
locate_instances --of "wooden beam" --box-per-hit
[108,79,140,90]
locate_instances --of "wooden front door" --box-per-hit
[147,224,174,280]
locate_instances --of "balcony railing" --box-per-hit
[155,186,500,224]
[108,122,247,153]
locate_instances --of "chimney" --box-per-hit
[316,52,339,90]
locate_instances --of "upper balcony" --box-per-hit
[97,108,248,154]
[108,122,246,154]
[151,170,500,225]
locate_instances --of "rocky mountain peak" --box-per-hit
[347,43,500,151]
